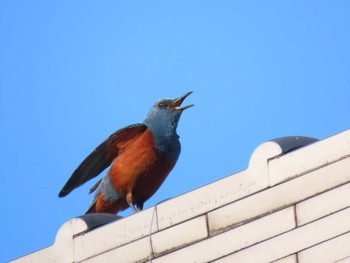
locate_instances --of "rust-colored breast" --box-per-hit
[108,128,175,205]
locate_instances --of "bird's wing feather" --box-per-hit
[58,123,148,197]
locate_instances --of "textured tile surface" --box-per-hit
[272,254,298,263]
[209,157,350,234]
[296,182,350,226]
[157,170,268,230]
[151,215,208,256]
[216,207,350,262]
[82,237,150,263]
[298,232,350,263]
[153,207,295,263]
[74,207,157,262]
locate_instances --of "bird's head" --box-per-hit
[143,91,193,135]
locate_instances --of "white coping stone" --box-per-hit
[296,182,350,226]
[74,207,158,262]
[216,207,350,262]
[208,157,350,234]
[156,170,269,231]
[269,129,350,186]
[153,207,295,263]
[298,231,350,263]
[151,215,208,256]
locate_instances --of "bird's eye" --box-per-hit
[158,101,167,108]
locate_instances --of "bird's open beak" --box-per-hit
[169,91,194,110]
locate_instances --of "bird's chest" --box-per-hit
[109,129,176,195]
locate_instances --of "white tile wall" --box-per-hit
[156,170,268,231]
[74,207,158,262]
[215,207,350,262]
[269,129,350,186]
[271,254,298,263]
[153,207,295,263]
[83,237,150,263]
[151,215,208,256]
[208,157,350,234]
[298,231,350,263]
[296,182,350,226]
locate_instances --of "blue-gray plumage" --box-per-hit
[143,94,193,163]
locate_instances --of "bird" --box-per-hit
[58,91,193,215]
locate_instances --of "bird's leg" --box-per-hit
[126,192,138,213]
[137,203,144,211]
[129,203,138,213]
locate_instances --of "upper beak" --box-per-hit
[169,91,194,110]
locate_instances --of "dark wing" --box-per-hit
[58,123,148,197]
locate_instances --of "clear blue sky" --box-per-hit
[1,1,349,262]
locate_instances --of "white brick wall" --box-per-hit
[298,232,350,263]
[11,129,350,263]
[151,215,208,257]
[153,207,295,263]
[74,207,158,262]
